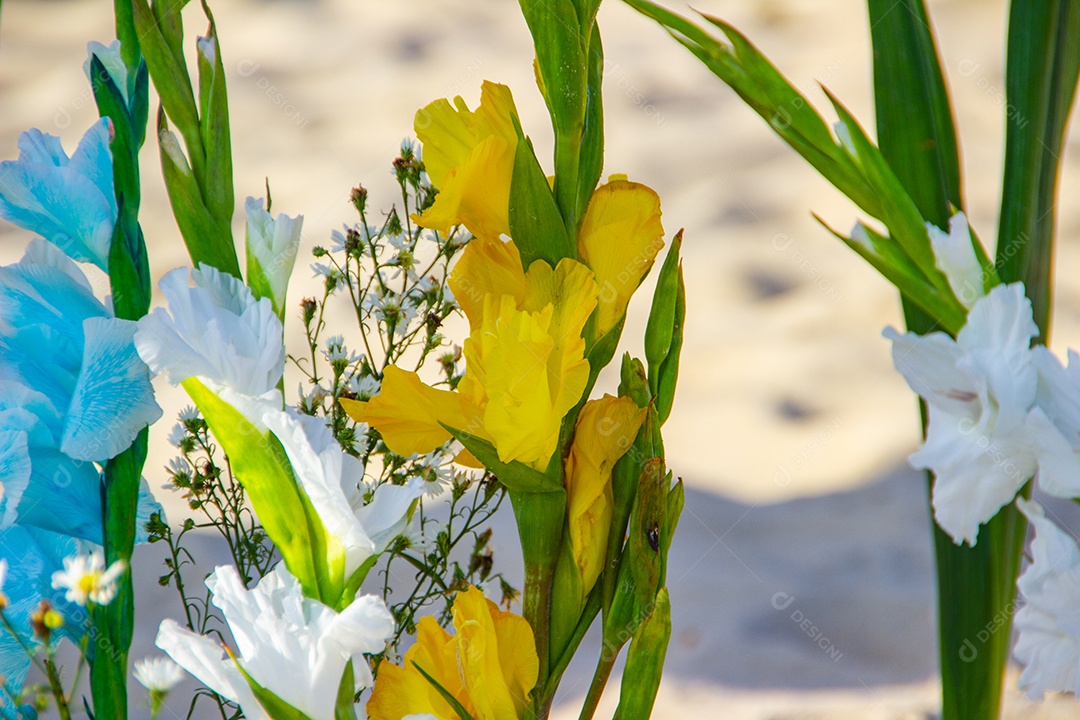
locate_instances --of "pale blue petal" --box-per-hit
[0,326,79,404]
[61,317,162,461]
[0,121,115,270]
[15,451,103,544]
[0,381,64,448]
[136,477,164,544]
[0,430,30,526]
[19,239,94,293]
[67,119,117,221]
[0,525,82,720]
[16,129,66,167]
[0,260,107,350]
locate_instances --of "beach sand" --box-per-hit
[4,0,1080,716]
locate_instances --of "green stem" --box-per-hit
[545,587,601,702]
[577,652,616,720]
[43,657,72,720]
[553,128,583,238]
[91,436,145,720]
[523,559,554,720]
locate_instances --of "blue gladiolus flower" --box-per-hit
[0,238,165,719]
[0,239,162,542]
[0,119,117,270]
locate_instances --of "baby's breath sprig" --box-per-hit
[293,143,516,657]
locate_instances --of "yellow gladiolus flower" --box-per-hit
[367,586,539,720]
[578,175,665,339]
[348,237,597,471]
[565,395,646,594]
[414,81,519,241]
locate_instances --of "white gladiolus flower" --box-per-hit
[156,565,394,720]
[134,265,285,424]
[133,656,185,693]
[1013,499,1080,699]
[51,551,125,606]
[928,212,984,309]
[884,283,1059,545]
[263,409,425,579]
[245,196,303,318]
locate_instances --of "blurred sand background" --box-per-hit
[4,0,1080,717]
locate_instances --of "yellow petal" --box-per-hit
[477,295,562,468]
[448,237,526,330]
[453,586,538,720]
[565,395,647,594]
[489,605,540,719]
[577,177,664,338]
[466,259,596,470]
[414,82,519,240]
[522,258,597,348]
[344,365,485,457]
[367,617,466,720]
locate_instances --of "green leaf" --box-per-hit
[576,22,605,222]
[586,314,625,387]
[130,61,150,149]
[412,662,477,720]
[644,231,682,395]
[868,0,962,230]
[816,217,965,335]
[623,0,881,218]
[654,263,685,426]
[158,110,241,276]
[334,661,357,720]
[151,0,191,74]
[197,1,235,226]
[90,428,148,720]
[997,0,1080,334]
[131,0,204,180]
[182,378,336,603]
[442,425,562,494]
[235,661,316,720]
[612,587,671,720]
[628,457,666,607]
[508,127,575,269]
[107,210,151,320]
[89,55,140,215]
[518,0,588,230]
[825,90,950,297]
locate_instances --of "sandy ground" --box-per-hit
[4,0,1080,717]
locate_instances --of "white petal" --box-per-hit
[956,284,1038,376]
[245,196,303,314]
[884,326,977,418]
[134,265,284,398]
[920,407,1035,545]
[155,619,265,719]
[1025,409,1080,499]
[928,212,983,308]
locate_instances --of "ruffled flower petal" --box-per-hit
[62,316,162,461]
[1013,499,1080,699]
[413,82,519,240]
[0,120,116,269]
[135,265,284,398]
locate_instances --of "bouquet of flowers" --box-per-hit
[0,1,684,719]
